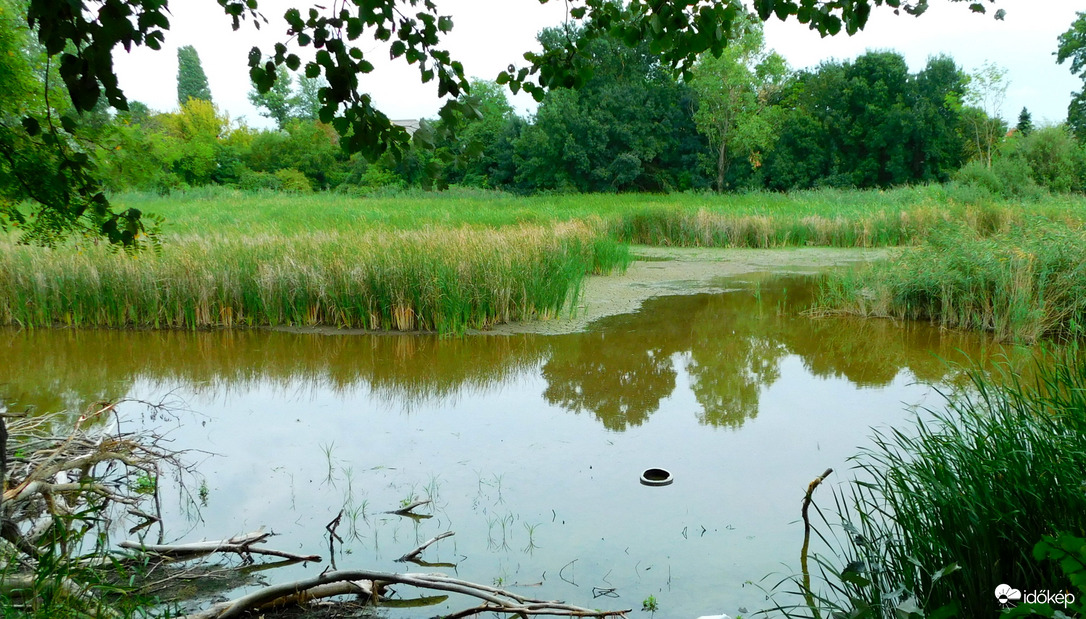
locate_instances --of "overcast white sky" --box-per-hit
[111,0,1084,130]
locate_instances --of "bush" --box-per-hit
[953,158,1044,200]
[1016,126,1086,193]
[273,168,312,193]
[237,168,282,191]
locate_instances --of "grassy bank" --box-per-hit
[817,220,1086,343]
[0,221,628,333]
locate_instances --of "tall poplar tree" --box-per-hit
[176,45,212,106]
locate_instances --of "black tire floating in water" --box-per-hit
[640,468,673,486]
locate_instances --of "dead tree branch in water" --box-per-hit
[0,400,202,612]
[397,530,454,562]
[176,569,630,619]
[119,531,321,563]
[800,467,834,616]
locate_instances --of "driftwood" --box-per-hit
[397,530,454,562]
[176,569,630,619]
[119,531,321,563]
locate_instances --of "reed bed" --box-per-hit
[6,187,1086,333]
[788,345,1086,617]
[817,220,1086,343]
[0,222,629,333]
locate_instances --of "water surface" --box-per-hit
[0,275,1019,617]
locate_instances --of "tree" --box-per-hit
[11,0,1012,247]
[248,65,294,128]
[1016,106,1034,137]
[759,51,966,190]
[906,55,968,182]
[176,45,213,106]
[514,23,704,192]
[1057,11,1086,140]
[434,79,521,188]
[963,61,1009,168]
[248,67,327,128]
[690,12,789,192]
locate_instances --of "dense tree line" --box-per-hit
[4,1,1086,207]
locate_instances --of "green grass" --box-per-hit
[783,344,1086,617]
[817,220,1086,343]
[3,186,1086,332]
[0,222,629,333]
[117,185,1086,244]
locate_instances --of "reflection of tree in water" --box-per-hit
[539,275,1019,432]
[686,334,786,429]
[540,287,792,431]
[541,333,677,431]
[679,290,789,429]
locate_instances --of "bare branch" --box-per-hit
[397,530,454,563]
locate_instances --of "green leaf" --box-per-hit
[22,117,41,136]
[60,115,78,134]
[930,562,961,584]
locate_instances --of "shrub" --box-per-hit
[953,158,1043,200]
[273,168,312,193]
[237,167,282,191]
[1016,125,1086,193]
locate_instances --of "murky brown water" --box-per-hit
[0,275,1024,617]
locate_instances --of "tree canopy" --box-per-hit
[1057,11,1086,139]
[176,45,212,106]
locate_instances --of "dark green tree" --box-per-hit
[434,79,522,188]
[1016,106,1034,136]
[906,55,968,182]
[514,23,706,192]
[245,119,343,189]
[1057,11,1086,140]
[176,45,213,105]
[761,51,966,190]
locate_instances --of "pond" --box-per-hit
[0,273,1019,618]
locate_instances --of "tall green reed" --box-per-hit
[775,345,1086,617]
[0,222,629,334]
[817,221,1086,343]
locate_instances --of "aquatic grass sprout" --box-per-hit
[0,222,630,334]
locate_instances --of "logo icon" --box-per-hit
[995,584,1022,607]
